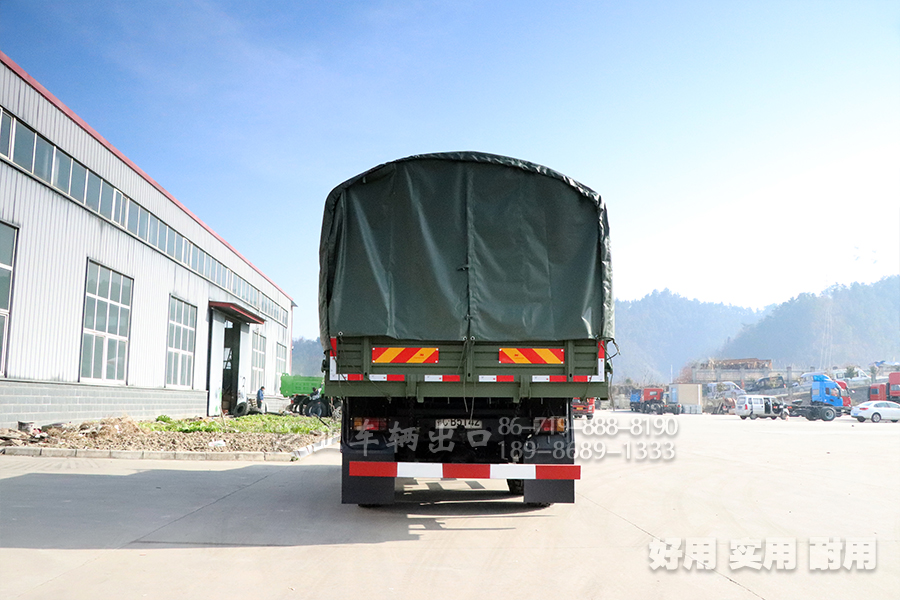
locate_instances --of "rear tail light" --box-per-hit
[859,407,869,411]
[534,417,567,434]
[352,417,389,431]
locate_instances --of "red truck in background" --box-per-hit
[834,380,851,407]
[868,372,900,402]
[572,397,595,419]
[629,388,681,414]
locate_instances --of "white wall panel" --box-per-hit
[1,59,292,396]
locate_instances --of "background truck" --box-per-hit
[319,152,613,506]
[868,372,900,402]
[669,383,701,414]
[629,388,679,414]
[571,397,596,419]
[787,376,850,421]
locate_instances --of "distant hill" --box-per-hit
[612,290,764,384]
[718,276,900,370]
[292,338,325,376]
[290,276,899,385]
[612,276,899,384]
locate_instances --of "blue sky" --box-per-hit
[2,0,898,340]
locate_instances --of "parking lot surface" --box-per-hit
[1,413,897,599]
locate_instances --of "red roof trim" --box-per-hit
[0,50,292,303]
[208,301,265,325]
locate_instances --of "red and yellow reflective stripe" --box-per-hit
[499,348,564,365]
[372,347,439,364]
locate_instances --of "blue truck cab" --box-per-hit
[810,376,843,407]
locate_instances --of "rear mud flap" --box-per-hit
[524,432,576,504]
[523,479,575,504]
[342,451,395,505]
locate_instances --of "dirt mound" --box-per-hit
[1,416,331,454]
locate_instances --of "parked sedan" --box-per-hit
[851,401,900,423]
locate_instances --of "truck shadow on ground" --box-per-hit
[0,455,550,550]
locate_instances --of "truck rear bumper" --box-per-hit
[348,461,580,480]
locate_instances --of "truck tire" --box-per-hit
[507,479,525,495]
[871,413,882,423]
[822,407,836,422]
[233,402,249,417]
[805,413,817,421]
[307,400,327,418]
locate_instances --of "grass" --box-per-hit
[140,414,338,435]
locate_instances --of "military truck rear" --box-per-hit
[319,152,614,505]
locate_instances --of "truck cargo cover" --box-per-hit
[319,152,613,348]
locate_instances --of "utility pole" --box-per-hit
[787,366,793,402]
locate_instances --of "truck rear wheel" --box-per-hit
[306,400,327,417]
[507,479,524,495]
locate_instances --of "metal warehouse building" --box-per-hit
[0,52,293,430]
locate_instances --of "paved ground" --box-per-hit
[1,413,897,599]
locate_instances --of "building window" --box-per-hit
[251,330,266,392]
[275,343,287,393]
[0,112,11,157]
[11,119,35,171]
[81,261,132,383]
[166,296,197,387]
[0,222,17,373]
[276,343,287,375]
[1,107,289,329]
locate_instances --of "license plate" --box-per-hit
[435,418,483,429]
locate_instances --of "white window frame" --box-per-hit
[166,296,197,388]
[251,330,266,392]
[0,221,17,375]
[80,261,132,384]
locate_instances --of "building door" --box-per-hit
[207,304,256,415]
[221,320,242,413]
[207,311,226,416]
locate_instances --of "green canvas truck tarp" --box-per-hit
[319,152,613,348]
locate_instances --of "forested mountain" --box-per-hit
[613,276,899,384]
[292,337,324,376]
[290,276,899,384]
[718,276,899,370]
[612,290,764,384]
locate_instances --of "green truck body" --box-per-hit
[279,375,323,397]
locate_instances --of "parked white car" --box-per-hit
[735,395,787,420]
[850,401,900,423]
[831,367,869,385]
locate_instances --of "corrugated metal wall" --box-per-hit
[0,59,293,398]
